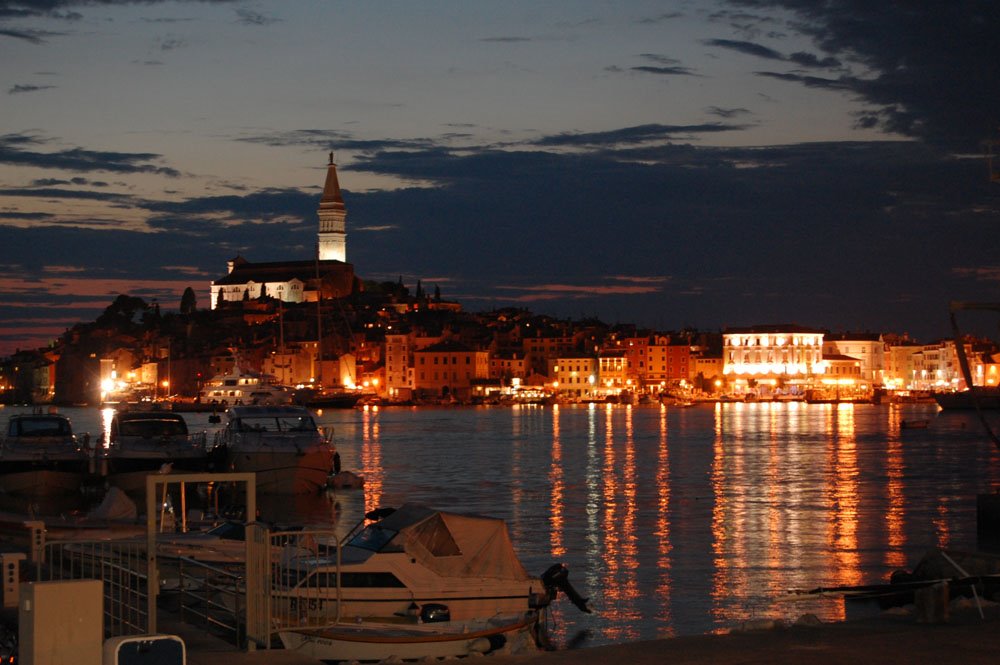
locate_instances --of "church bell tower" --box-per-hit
[317,152,347,262]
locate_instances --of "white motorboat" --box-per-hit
[269,504,591,629]
[279,610,541,661]
[199,362,292,406]
[211,405,335,494]
[0,411,90,495]
[102,410,209,494]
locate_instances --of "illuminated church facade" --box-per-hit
[210,155,354,308]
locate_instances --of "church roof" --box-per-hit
[213,259,348,286]
[320,153,345,213]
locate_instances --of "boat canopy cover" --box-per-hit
[377,503,531,582]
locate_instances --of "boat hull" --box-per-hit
[226,448,332,494]
[934,388,1000,410]
[278,612,539,662]
[103,456,210,495]
[0,466,88,496]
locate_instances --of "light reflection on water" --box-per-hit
[3,401,998,647]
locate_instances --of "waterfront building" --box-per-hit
[816,352,868,401]
[384,332,415,401]
[823,332,886,387]
[490,351,530,387]
[984,352,1000,387]
[884,340,921,390]
[909,340,967,391]
[210,156,355,308]
[548,355,598,399]
[522,332,577,376]
[413,340,489,402]
[623,335,651,388]
[722,325,826,397]
[691,354,724,393]
[623,333,691,392]
[597,349,629,394]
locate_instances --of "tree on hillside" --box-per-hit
[96,294,148,329]
[180,287,197,314]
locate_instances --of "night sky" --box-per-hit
[2,1,999,356]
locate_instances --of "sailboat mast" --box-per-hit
[315,242,323,385]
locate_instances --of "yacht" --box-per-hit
[199,362,292,406]
[102,410,209,494]
[210,405,335,494]
[270,504,591,629]
[0,411,90,496]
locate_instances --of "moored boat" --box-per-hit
[211,404,335,494]
[199,362,292,406]
[102,410,209,494]
[933,387,1000,410]
[0,411,90,496]
[269,503,591,629]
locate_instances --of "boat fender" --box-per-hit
[468,637,492,654]
[468,634,507,654]
[541,563,592,614]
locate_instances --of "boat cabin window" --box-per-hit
[234,416,318,433]
[206,521,246,540]
[10,417,71,437]
[296,571,405,589]
[117,418,188,438]
[348,525,398,553]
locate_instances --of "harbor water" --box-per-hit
[2,401,998,648]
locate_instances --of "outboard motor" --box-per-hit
[542,563,592,613]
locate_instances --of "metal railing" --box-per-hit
[174,556,246,646]
[37,538,149,637]
[266,529,343,632]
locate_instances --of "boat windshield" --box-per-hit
[235,416,317,433]
[347,525,398,552]
[118,418,188,438]
[205,521,246,540]
[10,417,72,437]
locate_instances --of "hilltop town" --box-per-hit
[2,158,997,406]
[1,283,997,408]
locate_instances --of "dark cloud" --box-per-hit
[0,0,236,16]
[0,133,179,175]
[157,36,185,50]
[235,8,279,26]
[479,36,530,43]
[533,123,748,147]
[703,37,840,72]
[31,176,93,186]
[755,70,851,90]
[8,83,55,94]
[235,129,437,153]
[636,13,683,25]
[622,53,701,77]
[143,187,315,226]
[639,54,682,66]
[703,37,784,61]
[705,106,752,118]
[725,0,1000,148]
[0,27,52,42]
[631,65,699,77]
[787,51,840,68]
[0,211,54,220]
